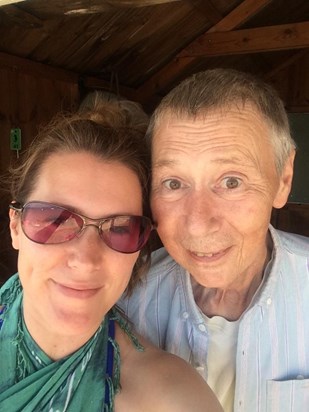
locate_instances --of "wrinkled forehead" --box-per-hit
[153,101,265,134]
[152,103,271,142]
[150,104,279,177]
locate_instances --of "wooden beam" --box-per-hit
[207,0,272,33]
[136,0,272,102]
[180,21,309,57]
[16,0,180,16]
[1,5,43,28]
[0,51,79,83]
[0,0,26,5]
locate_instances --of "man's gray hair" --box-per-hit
[147,68,296,173]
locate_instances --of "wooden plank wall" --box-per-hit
[0,57,79,284]
[0,62,79,174]
[268,52,309,113]
[271,203,309,237]
[268,52,309,237]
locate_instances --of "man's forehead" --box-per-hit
[152,105,269,148]
[153,102,262,130]
[151,106,274,172]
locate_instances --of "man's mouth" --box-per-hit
[189,246,231,261]
[193,252,218,258]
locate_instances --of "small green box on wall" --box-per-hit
[10,128,22,151]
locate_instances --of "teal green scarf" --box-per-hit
[0,274,121,411]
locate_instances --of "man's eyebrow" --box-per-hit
[212,156,245,165]
[152,159,179,168]
[153,156,246,168]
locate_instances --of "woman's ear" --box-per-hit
[273,150,295,209]
[9,208,20,250]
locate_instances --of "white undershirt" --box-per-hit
[203,314,240,412]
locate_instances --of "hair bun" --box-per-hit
[79,91,149,133]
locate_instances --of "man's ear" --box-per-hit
[273,150,295,209]
[9,208,20,250]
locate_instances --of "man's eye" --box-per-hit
[223,177,241,189]
[163,179,181,190]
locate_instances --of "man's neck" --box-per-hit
[191,273,263,321]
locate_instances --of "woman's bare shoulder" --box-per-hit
[115,326,223,412]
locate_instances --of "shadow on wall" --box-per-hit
[0,199,18,285]
[271,203,309,237]
[288,113,309,203]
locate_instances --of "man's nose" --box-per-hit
[185,190,221,234]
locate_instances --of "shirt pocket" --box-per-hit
[266,378,309,411]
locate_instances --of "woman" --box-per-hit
[0,108,223,411]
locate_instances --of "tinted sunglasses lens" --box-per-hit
[21,203,83,244]
[101,216,152,253]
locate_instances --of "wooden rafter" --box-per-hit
[136,0,272,102]
[0,0,26,6]
[0,4,43,27]
[180,21,309,57]
[0,51,78,82]
[206,0,272,33]
[5,0,181,16]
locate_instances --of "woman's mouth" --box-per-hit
[52,280,101,299]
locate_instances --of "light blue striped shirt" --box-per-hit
[119,226,309,411]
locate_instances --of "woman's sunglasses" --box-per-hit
[10,201,153,254]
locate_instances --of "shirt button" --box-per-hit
[196,366,204,372]
[182,312,189,319]
[266,298,272,305]
[198,324,206,332]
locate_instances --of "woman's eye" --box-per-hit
[223,177,241,189]
[163,179,181,190]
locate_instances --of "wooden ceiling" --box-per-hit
[0,0,308,110]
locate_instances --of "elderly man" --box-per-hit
[119,69,309,412]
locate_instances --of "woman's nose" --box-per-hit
[67,226,107,270]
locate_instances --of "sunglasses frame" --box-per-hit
[9,201,153,254]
